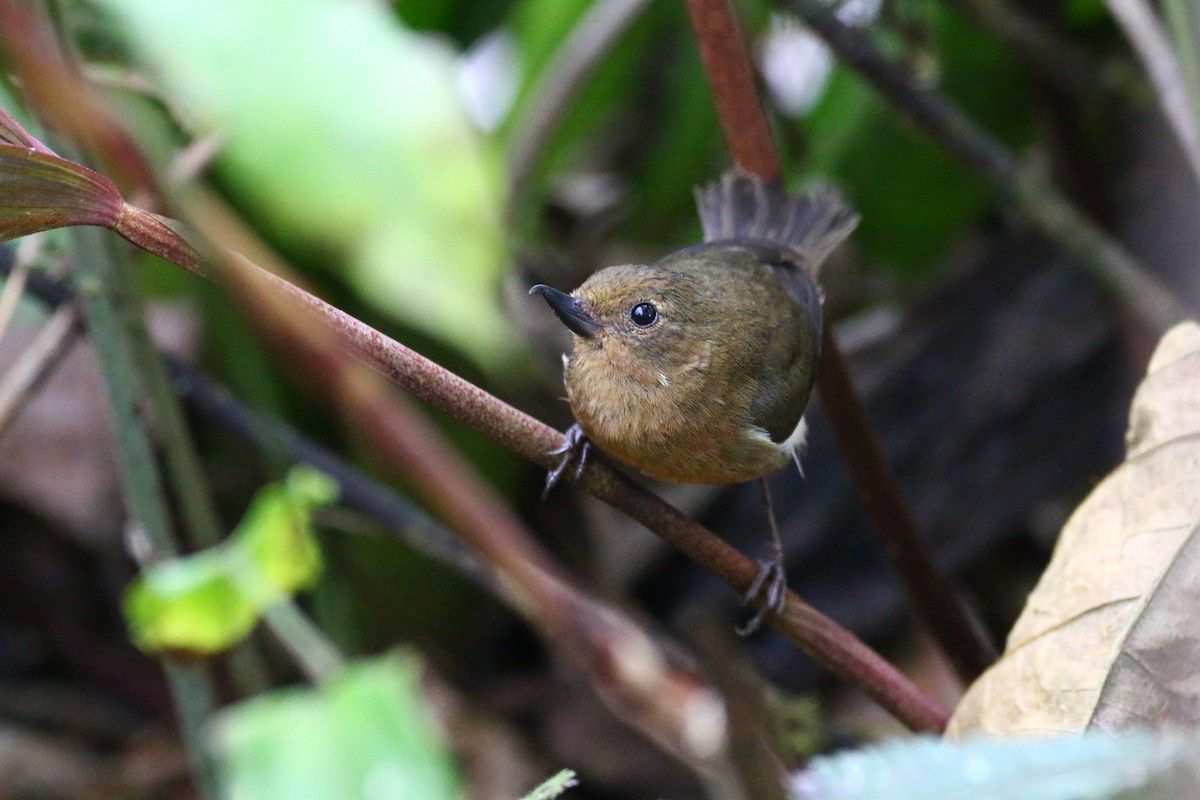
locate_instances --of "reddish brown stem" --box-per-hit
[192,197,760,764]
[683,0,997,682]
[817,327,997,677]
[684,0,780,180]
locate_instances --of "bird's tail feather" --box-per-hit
[694,169,859,273]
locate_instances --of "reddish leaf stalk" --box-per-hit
[684,0,780,180]
[683,0,997,683]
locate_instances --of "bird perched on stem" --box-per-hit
[531,170,858,633]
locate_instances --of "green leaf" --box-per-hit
[520,769,579,800]
[123,467,338,655]
[793,731,1200,800]
[103,0,512,365]
[124,548,260,654]
[213,654,461,800]
[236,466,336,603]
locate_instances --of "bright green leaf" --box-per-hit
[123,467,338,655]
[520,769,579,800]
[124,548,259,654]
[103,0,513,365]
[234,466,336,603]
[213,654,461,800]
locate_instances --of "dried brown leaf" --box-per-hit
[948,321,1200,737]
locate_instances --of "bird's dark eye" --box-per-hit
[630,302,658,328]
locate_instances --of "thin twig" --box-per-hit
[0,250,30,349]
[780,0,1190,333]
[816,325,996,674]
[685,0,997,682]
[685,0,780,178]
[0,302,81,439]
[68,222,220,800]
[1105,0,1200,187]
[260,601,346,684]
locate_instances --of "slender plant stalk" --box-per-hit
[0,303,81,438]
[1164,0,1200,141]
[684,0,780,178]
[1104,0,1200,187]
[685,0,998,682]
[120,268,224,553]
[117,254,274,697]
[261,601,346,684]
[67,223,220,800]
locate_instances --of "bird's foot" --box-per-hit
[543,423,591,498]
[736,544,787,636]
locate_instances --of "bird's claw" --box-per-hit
[543,424,591,498]
[736,549,788,636]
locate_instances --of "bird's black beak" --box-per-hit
[529,284,599,339]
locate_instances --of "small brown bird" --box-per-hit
[531,170,858,632]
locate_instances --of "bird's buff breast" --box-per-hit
[564,353,790,484]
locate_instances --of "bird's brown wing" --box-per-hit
[751,252,824,444]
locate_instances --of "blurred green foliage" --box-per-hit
[213,654,461,800]
[124,467,336,655]
[106,0,512,365]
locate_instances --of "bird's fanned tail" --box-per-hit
[694,169,860,273]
